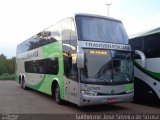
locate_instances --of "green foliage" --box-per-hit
[0,61,8,75]
[6,57,16,74]
[0,73,15,80]
[0,54,7,61]
[0,54,15,80]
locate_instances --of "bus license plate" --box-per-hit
[107,98,117,103]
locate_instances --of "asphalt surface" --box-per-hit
[0,80,159,115]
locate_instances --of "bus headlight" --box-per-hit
[81,90,97,96]
[126,89,134,94]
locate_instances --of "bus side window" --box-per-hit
[24,58,59,75]
[70,18,78,81]
[129,37,143,59]
[61,18,78,81]
[63,53,70,78]
[49,58,59,75]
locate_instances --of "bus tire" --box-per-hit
[19,75,21,84]
[21,76,27,90]
[55,84,63,105]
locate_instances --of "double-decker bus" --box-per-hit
[16,13,145,106]
[129,27,160,101]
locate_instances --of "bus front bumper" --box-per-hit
[78,93,134,106]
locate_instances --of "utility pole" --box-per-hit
[106,2,112,17]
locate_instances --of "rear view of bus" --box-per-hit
[75,14,134,106]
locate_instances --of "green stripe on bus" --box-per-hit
[134,61,160,82]
[41,42,65,98]
[125,83,134,91]
[26,75,46,90]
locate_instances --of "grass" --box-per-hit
[0,73,15,80]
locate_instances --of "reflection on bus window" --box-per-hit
[25,58,59,75]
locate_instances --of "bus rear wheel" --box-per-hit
[55,84,63,105]
[21,77,27,90]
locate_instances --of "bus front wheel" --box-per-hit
[55,84,63,105]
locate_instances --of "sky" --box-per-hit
[0,0,160,58]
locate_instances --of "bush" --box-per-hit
[0,73,15,80]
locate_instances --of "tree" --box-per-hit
[0,54,15,75]
[6,58,15,74]
[0,60,7,75]
[0,54,6,61]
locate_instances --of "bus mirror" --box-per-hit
[135,50,146,68]
[77,47,84,68]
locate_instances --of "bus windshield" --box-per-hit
[76,15,128,44]
[81,50,133,84]
[111,50,133,83]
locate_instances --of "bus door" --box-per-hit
[62,18,78,104]
[62,43,78,104]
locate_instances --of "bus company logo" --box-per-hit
[84,85,100,91]
[21,51,38,60]
[27,51,38,59]
[83,41,131,51]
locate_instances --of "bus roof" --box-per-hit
[75,13,122,23]
[129,27,160,39]
[17,13,123,47]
